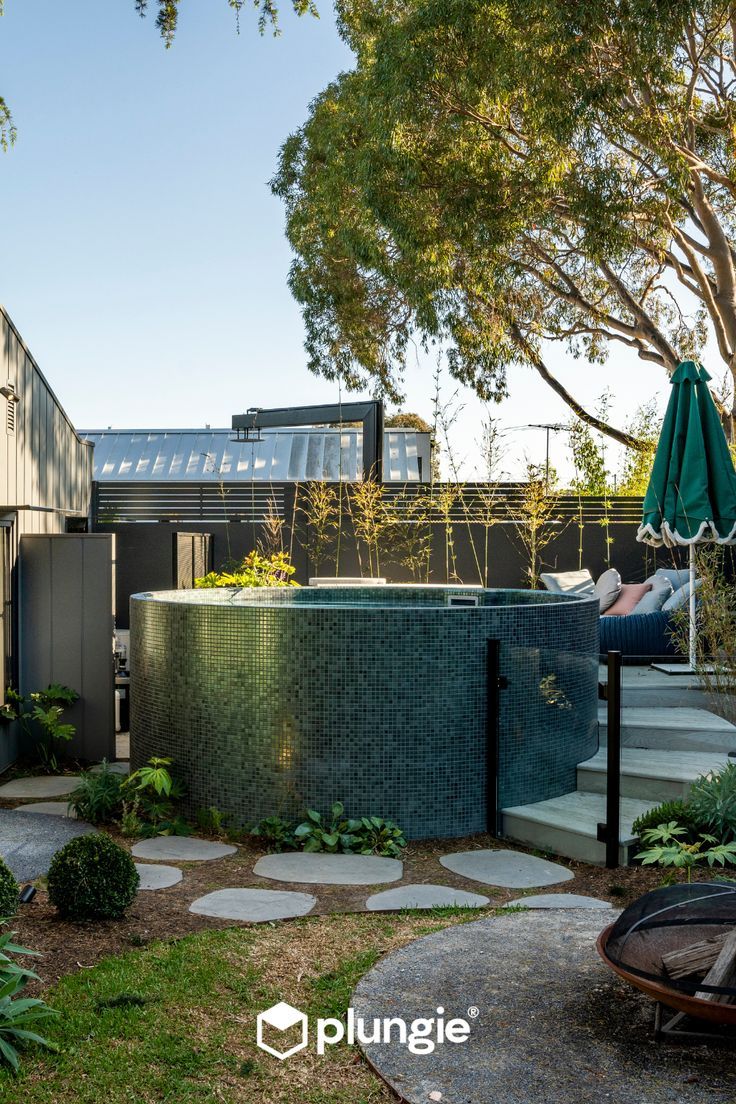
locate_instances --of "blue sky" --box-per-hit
[0,0,667,478]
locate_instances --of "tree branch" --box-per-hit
[508,323,647,451]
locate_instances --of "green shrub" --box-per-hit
[68,762,123,825]
[195,550,298,589]
[1,684,79,773]
[196,807,230,835]
[0,927,58,1070]
[249,815,298,852]
[689,762,736,842]
[47,834,139,920]
[295,802,360,853]
[120,757,190,838]
[350,816,407,858]
[632,799,705,841]
[637,821,736,882]
[294,802,408,856]
[0,860,18,921]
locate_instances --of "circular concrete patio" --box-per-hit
[352,911,736,1103]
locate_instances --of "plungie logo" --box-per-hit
[256,1001,472,1060]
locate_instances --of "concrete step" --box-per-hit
[577,748,729,803]
[502,791,656,866]
[599,665,712,710]
[599,705,736,753]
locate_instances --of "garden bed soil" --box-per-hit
[3,826,670,988]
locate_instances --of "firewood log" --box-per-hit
[695,928,736,1004]
[662,932,728,980]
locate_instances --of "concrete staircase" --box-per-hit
[501,668,736,865]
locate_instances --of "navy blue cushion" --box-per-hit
[599,611,677,660]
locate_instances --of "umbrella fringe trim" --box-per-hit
[636,519,736,547]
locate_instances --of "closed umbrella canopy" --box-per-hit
[637,360,736,667]
[638,361,736,546]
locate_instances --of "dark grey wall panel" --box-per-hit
[19,534,115,762]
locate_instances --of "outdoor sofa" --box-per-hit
[540,567,699,662]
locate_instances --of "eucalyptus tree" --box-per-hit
[133,0,315,42]
[273,0,736,445]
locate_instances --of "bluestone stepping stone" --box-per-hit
[439,849,574,889]
[90,761,129,775]
[131,837,237,862]
[0,775,81,799]
[189,888,316,922]
[13,802,76,818]
[0,808,93,882]
[503,893,612,910]
[366,884,490,911]
[135,863,183,890]
[254,852,403,885]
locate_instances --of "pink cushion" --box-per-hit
[605,582,652,616]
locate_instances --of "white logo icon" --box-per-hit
[256,1001,473,1059]
[256,1001,309,1060]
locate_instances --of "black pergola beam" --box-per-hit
[231,401,384,482]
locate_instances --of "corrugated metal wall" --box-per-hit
[0,306,93,526]
[80,427,430,483]
[0,305,94,701]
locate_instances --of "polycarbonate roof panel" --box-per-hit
[80,428,430,483]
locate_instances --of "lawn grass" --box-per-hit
[0,907,494,1104]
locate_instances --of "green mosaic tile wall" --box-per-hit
[130,586,599,838]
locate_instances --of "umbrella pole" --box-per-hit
[689,544,697,671]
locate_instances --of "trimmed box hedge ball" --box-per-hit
[47,834,140,919]
[0,856,18,919]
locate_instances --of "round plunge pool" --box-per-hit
[130,585,599,839]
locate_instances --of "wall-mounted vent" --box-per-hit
[4,383,15,435]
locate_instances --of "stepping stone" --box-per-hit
[439,849,574,889]
[366,884,490,911]
[254,852,403,886]
[131,837,237,862]
[189,888,316,922]
[503,893,612,910]
[13,802,76,818]
[0,775,80,799]
[90,761,129,775]
[135,863,183,890]
[0,808,93,882]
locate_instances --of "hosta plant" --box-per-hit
[295,802,359,853]
[249,815,298,852]
[294,802,408,857]
[351,816,407,858]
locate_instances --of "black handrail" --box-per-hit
[486,639,508,836]
[597,650,623,869]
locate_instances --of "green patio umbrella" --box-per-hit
[637,360,736,668]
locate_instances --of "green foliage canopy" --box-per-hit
[273,0,736,446]
[134,0,317,43]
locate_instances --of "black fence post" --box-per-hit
[597,650,623,869]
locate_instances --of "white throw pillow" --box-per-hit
[595,567,622,613]
[539,569,595,597]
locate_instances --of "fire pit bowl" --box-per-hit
[597,882,736,1025]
